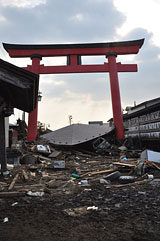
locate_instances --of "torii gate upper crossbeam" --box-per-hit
[3,39,143,57]
[3,38,144,141]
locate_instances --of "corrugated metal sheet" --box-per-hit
[40,123,114,146]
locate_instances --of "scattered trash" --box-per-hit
[121,157,129,162]
[72,173,80,179]
[21,154,36,165]
[54,160,65,168]
[138,191,146,195]
[49,151,62,159]
[11,202,18,207]
[3,217,8,223]
[64,207,88,216]
[118,176,135,184]
[104,171,120,182]
[75,156,81,160]
[118,145,128,152]
[100,179,110,184]
[27,191,44,197]
[87,206,98,211]
[80,180,88,185]
[84,188,92,191]
[35,145,51,155]
[92,137,110,154]
[2,170,10,176]
[137,161,146,176]
[148,174,154,180]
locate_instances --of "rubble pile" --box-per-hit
[1,140,160,198]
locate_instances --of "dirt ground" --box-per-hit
[0,181,160,241]
[0,150,160,241]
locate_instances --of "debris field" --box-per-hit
[0,142,160,241]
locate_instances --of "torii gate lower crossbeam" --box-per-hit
[3,39,144,140]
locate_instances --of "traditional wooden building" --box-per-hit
[0,58,39,173]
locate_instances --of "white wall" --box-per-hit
[5,117,9,147]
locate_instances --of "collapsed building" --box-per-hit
[40,122,115,152]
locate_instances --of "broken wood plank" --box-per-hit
[81,169,116,177]
[13,184,45,190]
[152,163,160,170]
[120,160,138,165]
[110,179,150,188]
[87,161,98,164]
[39,155,52,161]
[146,160,160,170]
[8,173,19,190]
[0,181,8,186]
[113,162,136,167]
[90,169,116,176]
[22,169,29,181]
[0,191,25,198]
[48,151,62,159]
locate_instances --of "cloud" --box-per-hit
[0,0,125,43]
[70,13,85,22]
[0,15,6,22]
[117,28,160,107]
[0,0,46,8]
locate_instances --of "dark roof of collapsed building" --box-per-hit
[0,58,39,112]
[40,123,114,146]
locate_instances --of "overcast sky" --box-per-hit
[0,0,160,130]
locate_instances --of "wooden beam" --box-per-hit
[0,191,25,198]
[8,173,19,190]
[113,162,136,167]
[22,169,29,181]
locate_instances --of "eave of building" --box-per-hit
[0,58,39,112]
[123,98,160,120]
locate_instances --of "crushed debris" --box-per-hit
[0,141,159,195]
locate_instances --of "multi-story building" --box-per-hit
[109,97,160,150]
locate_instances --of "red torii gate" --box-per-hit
[3,39,144,141]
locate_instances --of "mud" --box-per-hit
[0,180,160,241]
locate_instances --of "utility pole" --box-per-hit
[68,115,72,125]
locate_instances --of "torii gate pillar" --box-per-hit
[106,52,124,139]
[27,54,42,141]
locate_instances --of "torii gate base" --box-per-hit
[3,39,144,141]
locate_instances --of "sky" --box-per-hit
[0,0,160,130]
